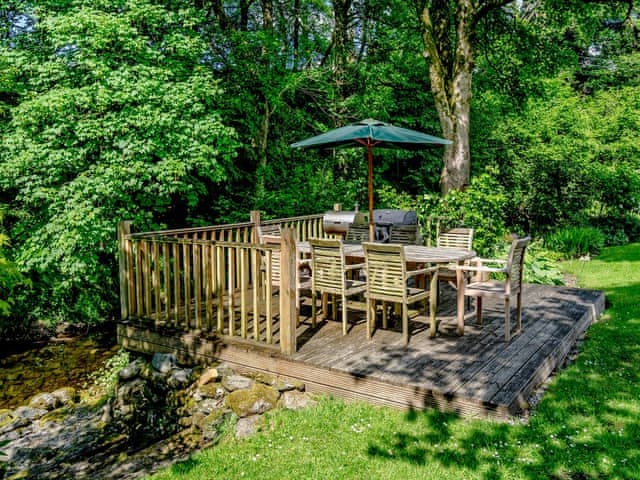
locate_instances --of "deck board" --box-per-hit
[118,283,605,420]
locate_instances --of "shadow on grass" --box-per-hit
[365,323,640,480]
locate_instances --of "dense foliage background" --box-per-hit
[1,0,638,330]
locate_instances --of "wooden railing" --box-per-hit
[117,213,332,354]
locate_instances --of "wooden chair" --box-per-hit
[362,242,438,345]
[457,236,531,341]
[436,227,475,288]
[437,227,474,250]
[389,224,422,245]
[260,235,311,324]
[256,223,282,242]
[344,223,370,244]
[309,238,366,335]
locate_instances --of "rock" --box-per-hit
[13,406,48,421]
[221,374,254,392]
[118,359,145,381]
[167,368,192,389]
[29,392,60,411]
[225,383,278,417]
[0,409,14,426]
[194,382,225,401]
[193,398,224,415]
[245,371,304,392]
[248,371,278,386]
[51,387,77,406]
[279,390,317,410]
[151,353,176,374]
[196,367,220,386]
[199,410,226,441]
[101,403,112,423]
[215,363,235,377]
[274,378,306,393]
[235,415,262,439]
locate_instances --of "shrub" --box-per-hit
[544,226,605,259]
[417,166,509,257]
[83,349,131,401]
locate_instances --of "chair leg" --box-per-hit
[504,296,511,342]
[311,291,317,327]
[341,294,348,335]
[366,298,374,339]
[515,293,522,335]
[330,294,336,321]
[402,304,409,345]
[475,296,483,325]
[382,301,388,329]
[321,292,328,320]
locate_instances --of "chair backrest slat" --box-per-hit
[363,243,407,299]
[389,224,421,245]
[437,227,474,250]
[344,224,370,244]
[507,236,530,293]
[310,238,347,294]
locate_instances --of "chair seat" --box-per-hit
[464,280,510,297]
[345,279,367,294]
[457,236,531,342]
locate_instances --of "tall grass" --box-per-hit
[147,244,640,480]
[544,226,605,259]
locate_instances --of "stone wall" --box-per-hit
[0,353,317,480]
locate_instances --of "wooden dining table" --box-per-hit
[297,241,476,337]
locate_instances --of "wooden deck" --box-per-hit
[118,283,605,420]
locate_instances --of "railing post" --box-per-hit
[118,221,132,320]
[279,227,297,355]
[250,210,261,243]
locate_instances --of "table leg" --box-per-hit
[429,269,438,337]
[456,261,465,336]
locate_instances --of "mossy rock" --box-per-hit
[225,383,278,418]
[247,371,277,386]
[195,382,224,400]
[0,408,15,428]
[52,387,77,406]
[39,406,73,426]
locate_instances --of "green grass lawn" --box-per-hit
[147,243,640,480]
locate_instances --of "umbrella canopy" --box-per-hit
[291,118,451,240]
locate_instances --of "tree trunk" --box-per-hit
[255,100,271,202]
[417,0,514,193]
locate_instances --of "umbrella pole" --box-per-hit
[367,143,374,242]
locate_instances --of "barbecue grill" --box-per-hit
[322,208,418,242]
[322,210,368,235]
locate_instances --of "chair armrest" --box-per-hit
[344,262,366,271]
[456,265,508,274]
[406,266,439,279]
[471,257,507,265]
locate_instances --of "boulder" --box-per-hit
[51,387,77,406]
[279,390,318,410]
[235,415,262,439]
[193,382,225,401]
[118,358,145,381]
[225,383,278,417]
[151,353,176,374]
[28,392,60,411]
[196,367,221,386]
[167,368,192,389]
[221,374,254,392]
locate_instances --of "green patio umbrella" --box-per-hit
[291,118,452,240]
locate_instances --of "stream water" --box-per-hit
[0,325,120,409]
